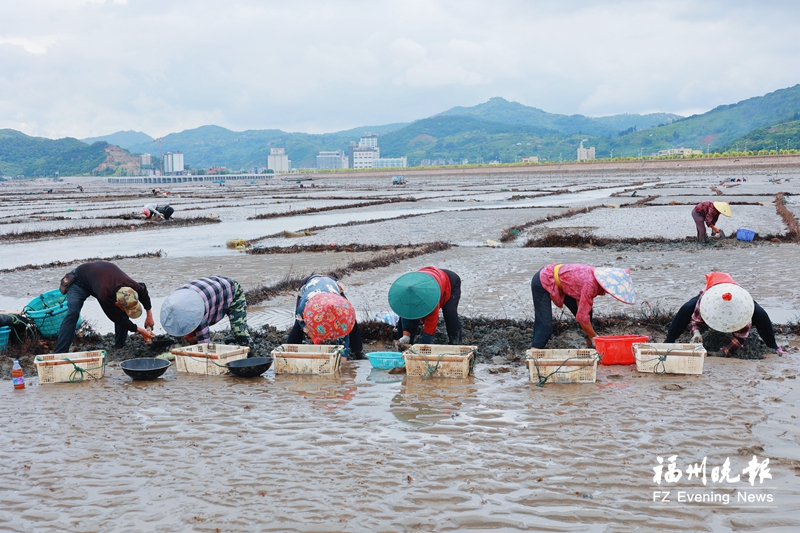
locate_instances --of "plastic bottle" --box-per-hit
[375,312,400,327]
[12,360,25,390]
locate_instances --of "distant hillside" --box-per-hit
[0,130,112,177]
[81,130,154,151]
[438,97,680,137]
[725,118,800,152]
[607,84,800,156]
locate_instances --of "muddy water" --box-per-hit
[2,357,798,532]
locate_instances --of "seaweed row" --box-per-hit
[0,217,221,243]
[0,251,164,274]
[247,197,417,220]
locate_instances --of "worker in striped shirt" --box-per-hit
[160,276,251,350]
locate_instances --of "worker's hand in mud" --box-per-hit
[138,327,155,342]
[144,310,155,329]
[585,337,595,348]
[691,331,703,344]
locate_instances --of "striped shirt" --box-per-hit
[180,276,237,344]
[689,289,751,356]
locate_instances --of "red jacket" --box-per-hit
[418,266,451,335]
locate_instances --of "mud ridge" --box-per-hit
[500,205,604,242]
[0,251,164,274]
[521,232,791,249]
[0,217,221,243]
[247,197,417,220]
[775,192,799,242]
[244,242,452,304]
[248,243,416,255]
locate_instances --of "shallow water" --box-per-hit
[2,358,798,532]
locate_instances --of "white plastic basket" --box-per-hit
[171,343,250,375]
[525,348,598,384]
[34,350,107,384]
[634,343,706,375]
[271,344,343,375]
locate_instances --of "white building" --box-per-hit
[657,147,703,157]
[267,147,291,173]
[163,152,184,174]
[577,140,596,162]
[316,150,349,169]
[358,133,378,148]
[373,157,407,169]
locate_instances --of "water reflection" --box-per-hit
[390,377,477,426]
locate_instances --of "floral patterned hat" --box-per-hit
[699,283,754,332]
[302,293,356,343]
[593,267,636,305]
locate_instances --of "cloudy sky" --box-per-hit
[2,0,800,139]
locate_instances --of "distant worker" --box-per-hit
[389,266,462,345]
[693,201,731,243]
[530,264,635,349]
[55,261,154,353]
[287,275,361,359]
[664,272,785,357]
[143,203,174,221]
[160,276,252,351]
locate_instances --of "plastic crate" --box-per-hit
[34,350,107,384]
[24,289,82,338]
[736,228,756,242]
[0,326,10,351]
[526,348,599,384]
[594,335,649,365]
[271,344,343,375]
[634,343,706,375]
[171,343,250,375]
[403,344,477,379]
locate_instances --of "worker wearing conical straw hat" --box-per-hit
[692,201,731,243]
[389,266,462,346]
[664,272,786,357]
[530,264,636,349]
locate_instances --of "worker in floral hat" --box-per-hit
[287,275,361,359]
[388,266,462,346]
[55,261,155,353]
[664,272,785,357]
[530,264,635,349]
[693,201,731,242]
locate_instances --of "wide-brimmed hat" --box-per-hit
[713,202,732,217]
[302,293,355,344]
[388,272,440,319]
[116,287,143,319]
[593,268,636,305]
[699,283,753,332]
[160,289,205,336]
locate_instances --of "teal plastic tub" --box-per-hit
[24,290,81,338]
[366,351,405,370]
[0,326,10,351]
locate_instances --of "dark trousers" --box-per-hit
[55,282,128,353]
[692,210,708,242]
[287,320,363,357]
[400,269,462,345]
[664,295,778,349]
[161,206,174,220]
[530,270,593,349]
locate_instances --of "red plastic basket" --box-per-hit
[594,335,649,365]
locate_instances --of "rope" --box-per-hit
[635,345,703,375]
[65,357,106,383]
[529,354,599,387]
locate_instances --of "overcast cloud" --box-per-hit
[1,0,799,139]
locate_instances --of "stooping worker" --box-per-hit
[530,264,636,349]
[692,201,731,242]
[160,276,252,351]
[55,261,155,353]
[287,275,361,359]
[664,272,786,357]
[142,203,175,220]
[388,266,462,345]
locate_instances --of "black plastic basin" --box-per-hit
[228,357,273,378]
[120,358,172,381]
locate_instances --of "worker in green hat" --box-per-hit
[388,266,461,345]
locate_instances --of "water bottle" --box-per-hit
[375,312,399,327]
[12,360,25,390]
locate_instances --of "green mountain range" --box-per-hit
[4,84,800,176]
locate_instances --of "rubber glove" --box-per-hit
[398,335,411,345]
[691,331,703,344]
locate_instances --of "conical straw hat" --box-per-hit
[593,268,636,304]
[713,202,732,217]
[699,283,753,332]
[388,272,440,319]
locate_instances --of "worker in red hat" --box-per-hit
[664,272,785,357]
